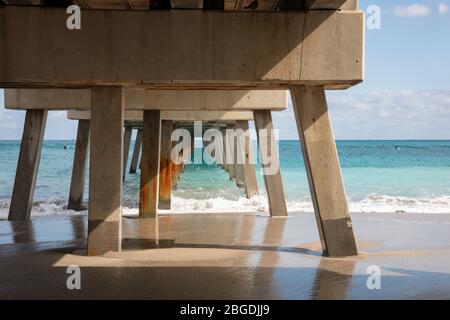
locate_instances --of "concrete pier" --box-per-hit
[140,111,161,218]
[158,120,173,210]
[8,109,47,221]
[1,2,364,258]
[254,110,288,217]
[235,120,258,198]
[225,125,236,180]
[88,87,124,256]
[291,85,357,257]
[68,119,90,211]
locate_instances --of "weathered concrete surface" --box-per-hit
[291,85,357,257]
[254,110,288,217]
[88,87,124,256]
[8,110,47,221]
[158,120,173,210]
[225,125,236,180]
[67,110,255,121]
[0,8,363,89]
[140,111,161,218]
[235,120,258,198]
[68,120,90,211]
[5,89,287,111]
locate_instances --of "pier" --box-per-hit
[1,0,363,258]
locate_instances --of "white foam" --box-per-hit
[1,193,450,219]
[349,194,450,214]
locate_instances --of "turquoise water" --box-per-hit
[1,140,450,216]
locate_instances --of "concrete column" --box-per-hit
[253,110,288,217]
[191,129,195,164]
[140,110,161,218]
[68,119,90,211]
[233,126,245,188]
[8,109,48,221]
[221,128,228,172]
[88,87,124,256]
[129,128,142,174]
[122,126,132,181]
[225,125,236,180]
[171,135,183,190]
[213,131,224,168]
[235,120,258,198]
[290,85,357,257]
[172,162,179,190]
[158,120,173,210]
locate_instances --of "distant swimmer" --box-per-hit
[395,145,400,150]
[64,145,68,150]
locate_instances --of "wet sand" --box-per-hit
[1,212,450,299]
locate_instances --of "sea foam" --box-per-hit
[1,194,450,219]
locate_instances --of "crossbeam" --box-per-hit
[67,110,254,121]
[5,89,287,111]
[0,8,363,89]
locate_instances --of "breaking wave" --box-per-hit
[1,193,450,219]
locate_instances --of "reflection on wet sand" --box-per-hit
[1,213,450,299]
[311,258,355,300]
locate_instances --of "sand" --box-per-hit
[1,212,450,299]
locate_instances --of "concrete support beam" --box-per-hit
[235,120,258,198]
[140,110,161,218]
[158,120,173,210]
[225,125,236,180]
[221,128,229,173]
[66,110,256,121]
[68,119,90,211]
[129,128,142,174]
[290,85,357,257]
[8,109,47,221]
[88,87,124,256]
[122,126,132,181]
[6,89,287,111]
[0,8,364,89]
[172,156,180,190]
[234,122,246,188]
[253,110,288,217]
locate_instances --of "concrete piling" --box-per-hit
[8,109,48,221]
[68,119,90,211]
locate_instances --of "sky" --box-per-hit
[0,0,449,140]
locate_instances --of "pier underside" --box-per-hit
[2,1,364,257]
[0,7,363,89]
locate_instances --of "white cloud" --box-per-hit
[439,3,449,14]
[271,90,450,140]
[326,90,450,139]
[393,4,431,17]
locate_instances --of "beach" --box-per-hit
[1,212,450,299]
[1,140,450,299]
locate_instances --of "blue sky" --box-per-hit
[1,0,449,140]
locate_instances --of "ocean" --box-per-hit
[1,140,450,218]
